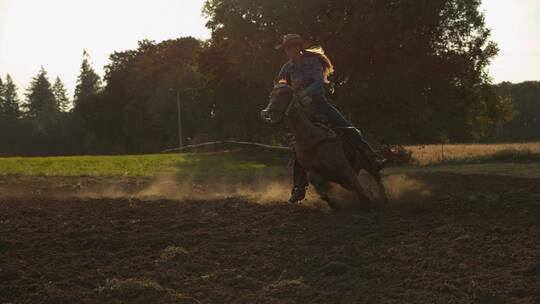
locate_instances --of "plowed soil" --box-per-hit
[1,172,539,303]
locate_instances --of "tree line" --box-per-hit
[0,50,102,155]
[490,81,540,142]
[0,0,538,156]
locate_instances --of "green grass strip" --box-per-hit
[0,151,290,177]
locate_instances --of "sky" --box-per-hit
[0,0,539,99]
[0,0,210,97]
[480,0,540,83]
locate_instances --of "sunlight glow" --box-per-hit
[481,0,540,83]
[0,0,539,98]
[0,0,210,97]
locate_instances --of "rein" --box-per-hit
[271,83,302,123]
[274,85,337,151]
[284,92,301,118]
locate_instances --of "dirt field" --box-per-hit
[1,171,539,303]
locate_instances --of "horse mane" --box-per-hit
[272,84,316,120]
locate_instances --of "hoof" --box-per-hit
[328,202,339,211]
[361,201,372,213]
[321,195,339,211]
[288,186,306,204]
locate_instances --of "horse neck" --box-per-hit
[286,101,320,149]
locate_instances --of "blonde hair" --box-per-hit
[303,46,334,83]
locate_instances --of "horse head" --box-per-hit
[260,83,297,124]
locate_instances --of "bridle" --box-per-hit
[261,83,303,124]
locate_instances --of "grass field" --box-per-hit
[407,142,540,165]
[1,142,539,178]
[0,150,289,178]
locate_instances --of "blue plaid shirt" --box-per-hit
[276,55,325,97]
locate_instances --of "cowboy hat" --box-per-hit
[275,34,312,50]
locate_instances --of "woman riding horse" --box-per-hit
[275,34,386,203]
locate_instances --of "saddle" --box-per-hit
[312,114,337,138]
[288,113,337,152]
[310,114,364,166]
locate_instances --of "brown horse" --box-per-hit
[261,83,387,211]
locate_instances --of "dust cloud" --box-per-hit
[382,174,432,204]
[79,174,293,203]
[77,173,432,207]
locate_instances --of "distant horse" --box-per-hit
[261,83,387,211]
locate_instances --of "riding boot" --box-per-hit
[344,128,387,171]
[289,158,308,203]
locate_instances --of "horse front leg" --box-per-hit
[341,167,372,213]
[309,173,338,210]
[370,170,389,205]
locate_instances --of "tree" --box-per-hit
[0,76,3,113]
[24,67,58,132]
[491,81,540,141]
[202,0,503,144]
[52,77,71,112]
[0,74,21,120]
[85,37,213,153]
[74,50,102,108]
[0,74,28,155]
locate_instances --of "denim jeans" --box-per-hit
[309,95,352,128]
